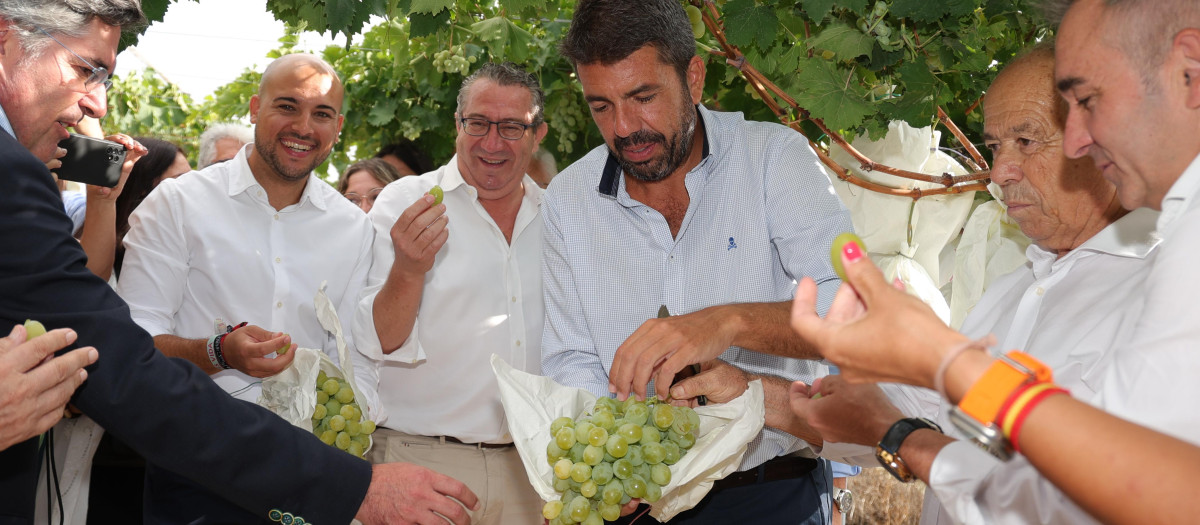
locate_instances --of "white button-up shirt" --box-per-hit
[923,207,1161,525]
[541,106,853,470]
[118,145,378,407]
[352,157,544,444]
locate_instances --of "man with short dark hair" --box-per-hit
[542,0,854,522]
[0,2,477,524]
[375,139,432,176]
[354,62,548,525]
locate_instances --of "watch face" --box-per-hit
[834,488,854,515]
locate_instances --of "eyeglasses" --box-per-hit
[35,26,112,92]
[345,187,384,208]
[458,117,535,141]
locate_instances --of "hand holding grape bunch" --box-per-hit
[542,396,700,524]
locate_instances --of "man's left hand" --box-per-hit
[666,359,748,406]
[789,375,903,447]
[608,306,737,401]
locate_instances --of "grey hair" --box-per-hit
[560,0,696,82]
[0,0,145,60]
[1040,0,1200,87]
[456,62,545,126]
[198,123,253,168]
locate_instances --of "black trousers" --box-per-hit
[614,457,833,525]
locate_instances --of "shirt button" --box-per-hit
[516,340,522,346]
[276,302,283,308]
[274,214,280,220]
[1035,287,1045,296]
[275,257,282,263]
[511,296,517,303]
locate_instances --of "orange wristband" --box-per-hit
[958,351,1053,425]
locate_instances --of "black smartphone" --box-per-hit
[55,133,126,188]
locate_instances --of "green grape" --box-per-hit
[605,435,629,458]
[568,495,590,522]
[554,477,571,492]
[627,445,644,467]
[603,452,617,463]
[583,445,604,466]
[636,463,651,482]
[324,399,342,417]
[345,420,361,437]
[601,481,624,505]
[569,443,587,463]
[548,441,567,462]
[830,232,866,282]
[335,383,355,404]
[642,442,665,465]
[663,441,681,465]
[312,404,327,421]
[340,404,357,420]
[591,462,613,484]
[618,423,642,444]
[361,420,376,435]
[316,391,329,405]
[583,512,603,525]
[542,501,563,520]
[651,463,672,485]
[554,458,573,480]
[600,501,621,521]
[642,426,662,444]
[347,441,364,457]
[335,431,351,450]
[873,0,888,17]
[686,408,700,430]
[570,462,592,483]
[624,403,649,426]
[322,378,340,396]
[613,458,633,480]
[587,426,609,447]
[329,415,346,432]
[574,421,595,445]
[644,480,662,503]
[319,429,336,445]
[317,370,328,385]
[551,416,575,435]
[591,409,615,430]
[623,475,647,499]
[352,434,370,448]
[652,403,674,429]
[580,479,598,499]
[594,397,619,413]
[555,427,576,450]
[685,4,705,38]
[675,429,697,449]
[429,185,444,206]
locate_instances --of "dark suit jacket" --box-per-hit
[0,129,371,524]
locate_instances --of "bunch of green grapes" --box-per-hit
[542,397,700,524]
[311,370,376,458]
[432,45,476,75]
[546,88,586,155]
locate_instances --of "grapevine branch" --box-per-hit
[694,0,989,200]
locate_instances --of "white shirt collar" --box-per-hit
[1157,152,1200,238]
[1026,207,1161,280]
[225,143,329,211]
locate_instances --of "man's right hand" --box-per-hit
[220,325,295,378]
[0,325,97,451]
[388,191,449,277]
[356,463,479,525]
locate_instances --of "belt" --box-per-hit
[711,455,820,493]
[440,436,514,449]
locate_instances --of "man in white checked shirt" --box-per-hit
[543,1,854,523]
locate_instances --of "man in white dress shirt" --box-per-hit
[353,62,547,525]
[766,46,1162,525]
[117,53,402,523]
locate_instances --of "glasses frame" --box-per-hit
[344,186,385,207]
[35,26,113,92]
[458,117,535,141]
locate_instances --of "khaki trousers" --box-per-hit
[368,429,543,525]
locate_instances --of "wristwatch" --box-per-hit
[949,405,1012,461]
[833,487,854,519]
[876,417,942,482]
[950,351,1052,461]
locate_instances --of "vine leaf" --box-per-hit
[500,0,544,14]
[791,57,873,131]
[325,0,357,36]
[808,21,874,61]
[471,17,535,62]
[723,0,777,49]
[367,98,400,126]
[890,0,974,23]
[409,8,452,38]
[409,0,454,15]
[799,0,839,22]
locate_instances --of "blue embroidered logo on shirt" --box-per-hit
[727,237,737,250]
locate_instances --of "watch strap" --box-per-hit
[876,418,942,482]
[957,351,1052,425]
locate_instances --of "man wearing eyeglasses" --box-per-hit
[0,2,477,525]
[352,61,549,525]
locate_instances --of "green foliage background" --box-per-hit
[116,0,1045,181]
